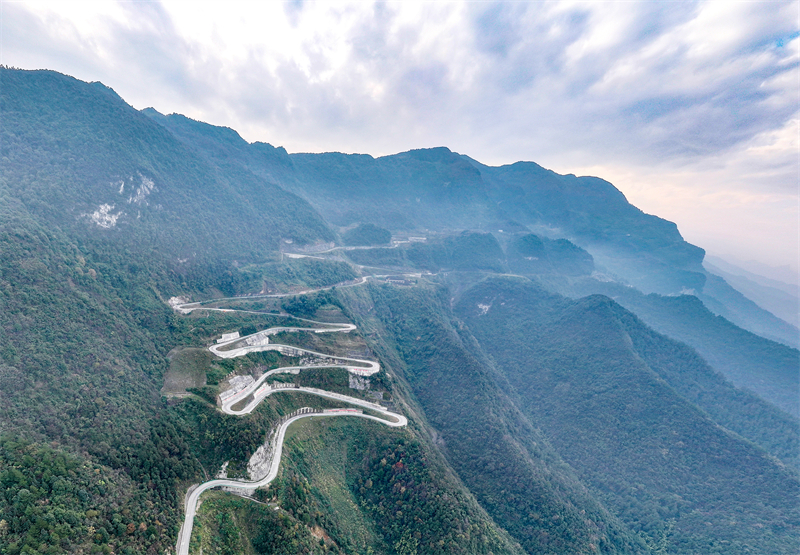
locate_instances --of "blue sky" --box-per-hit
[3,1,798,281]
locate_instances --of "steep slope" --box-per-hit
[0,215,524,554]
[0,69,525,554]
[608,302,799,468]
[287,148,497,231]
[456,277,799,554]
[180,397,525,555]
[0,68,333,263]
[3,67,797,555]
[146,114,499,232]
[145,106,795,351]
[698,271,799,348]
[470,160,706,293]
[338,282,648,555]
[144,110,705,292]
[0,213,199,553]
[567,278,800,418]
[272,418,524,555]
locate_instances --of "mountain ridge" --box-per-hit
[1,67,797,555]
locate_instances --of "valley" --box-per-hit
[0,67,797,555]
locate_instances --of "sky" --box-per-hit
[2,1,799,283]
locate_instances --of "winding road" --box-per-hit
[171,276,370,315]
[171,290,406,555]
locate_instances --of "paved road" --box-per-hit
[171,276,370,314]
[172,294,406,555]
[223,383,395,416]
[286,243,400,256]
[209,323,379,376]
[177,402,405,555]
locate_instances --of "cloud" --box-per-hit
[2,0,797,270]
[569,115,799,272]
[8,1,793,165]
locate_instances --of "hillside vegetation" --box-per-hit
[1,67,798,555]
[456,277,799,554]
[340,283,648,554]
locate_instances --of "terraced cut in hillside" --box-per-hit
[169,294,407,555]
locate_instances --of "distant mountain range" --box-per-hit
[704,255,799,328]
[1,67,797,555]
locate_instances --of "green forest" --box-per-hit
[1,67,798,555]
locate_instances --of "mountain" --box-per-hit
[565,278,800,418]
[147,112,707,293]
[1,67,798,555]
[704,256,800,328]
[1,69,333,263]
[698,270,799,348]
[454,277,799,554]
[339,282,647,554]
[144,108,800,350]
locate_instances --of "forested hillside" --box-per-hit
[1,67,797,555]
[455,278,798,553]
[567,278,800,417]
[338,283,647,554]
[1,69,332,261]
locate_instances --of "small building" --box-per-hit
[385,276,415,286]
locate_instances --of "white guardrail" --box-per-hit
[171,290,406,555]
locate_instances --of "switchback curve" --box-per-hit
[172,292,406,555]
